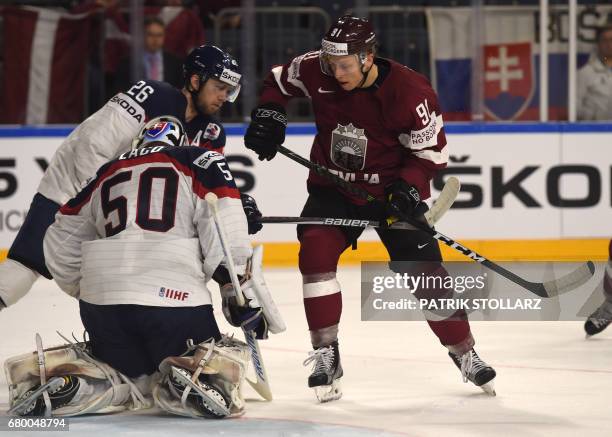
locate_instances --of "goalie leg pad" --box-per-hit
[5,341,152,416]
[242,245,286,334]
[153,336,250,418]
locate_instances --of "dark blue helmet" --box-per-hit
[183,45,241,102]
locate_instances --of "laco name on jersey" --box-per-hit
[118,146,165,160]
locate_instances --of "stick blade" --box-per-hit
[425,177,460,226]
[543,261,596,297]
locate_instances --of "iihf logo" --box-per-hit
[159,287,190,301]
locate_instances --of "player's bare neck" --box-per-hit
[359,63,379,89]
[182,88,198,122]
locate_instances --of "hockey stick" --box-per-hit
[260,216,429,229]
[278,143,459,228]
[258,174,460,230]
[257,177,460,229]
[276,145,595,298]
[205,192,273,401]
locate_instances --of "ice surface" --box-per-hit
[1,268,610,436]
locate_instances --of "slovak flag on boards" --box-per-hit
[1,6,92,124]
[425,6,607,121]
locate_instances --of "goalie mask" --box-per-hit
[132,116,187,150]
[319,15,377,77]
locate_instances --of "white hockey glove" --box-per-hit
[221,282,268,340]
[219,246,286,339]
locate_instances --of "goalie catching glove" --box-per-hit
[219,245,286,339]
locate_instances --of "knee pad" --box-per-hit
[298,226,346,275]
[5,340,152,416]
[153,336,250,419]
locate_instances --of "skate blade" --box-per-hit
[171,367,230,417]
[479,380,496,397]
[313,379,342,403]
[8,377,65,415]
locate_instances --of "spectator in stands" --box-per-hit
[195,0,241,30]
[145,0,206,59]
[577,22,612,121]
[113,16,183,93]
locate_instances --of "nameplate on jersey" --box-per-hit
[108,93,145,123]
[119,145,165,160]
[220,68,241,86]
[193,151,224,169]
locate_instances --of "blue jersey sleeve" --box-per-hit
[185,115,226,153]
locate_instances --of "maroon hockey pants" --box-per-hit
[298,224,473,350]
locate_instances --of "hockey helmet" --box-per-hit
[183,45,242,102]
[132,115,187,150]
[320,15,377,76]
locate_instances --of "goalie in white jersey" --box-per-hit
[4,117,278,419]
[0,45,264,311]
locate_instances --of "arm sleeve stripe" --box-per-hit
[271,66,292,96]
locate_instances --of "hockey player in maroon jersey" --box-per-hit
[584,240,612,337]
[0,45,262,311]
[244,15,496,401]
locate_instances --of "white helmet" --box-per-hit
[132,115,187,150]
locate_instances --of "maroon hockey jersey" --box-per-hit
[260,52,448,202]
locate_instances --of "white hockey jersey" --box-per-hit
[38,80,228,205]
[43,145,251,307]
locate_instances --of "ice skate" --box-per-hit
[303,341,343,403]
[10,375,82,416]
[584,300,612,338]
[169,366,231,418]
[449,349,497,396]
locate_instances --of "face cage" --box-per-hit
[319,51,368,76]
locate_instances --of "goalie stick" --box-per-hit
[276,145,595,298]
[205,192,273,401]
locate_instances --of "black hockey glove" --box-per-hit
[384,180,421,224]
[244,102,287,161]
[221,283,268,339]
[240,192,263,235]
